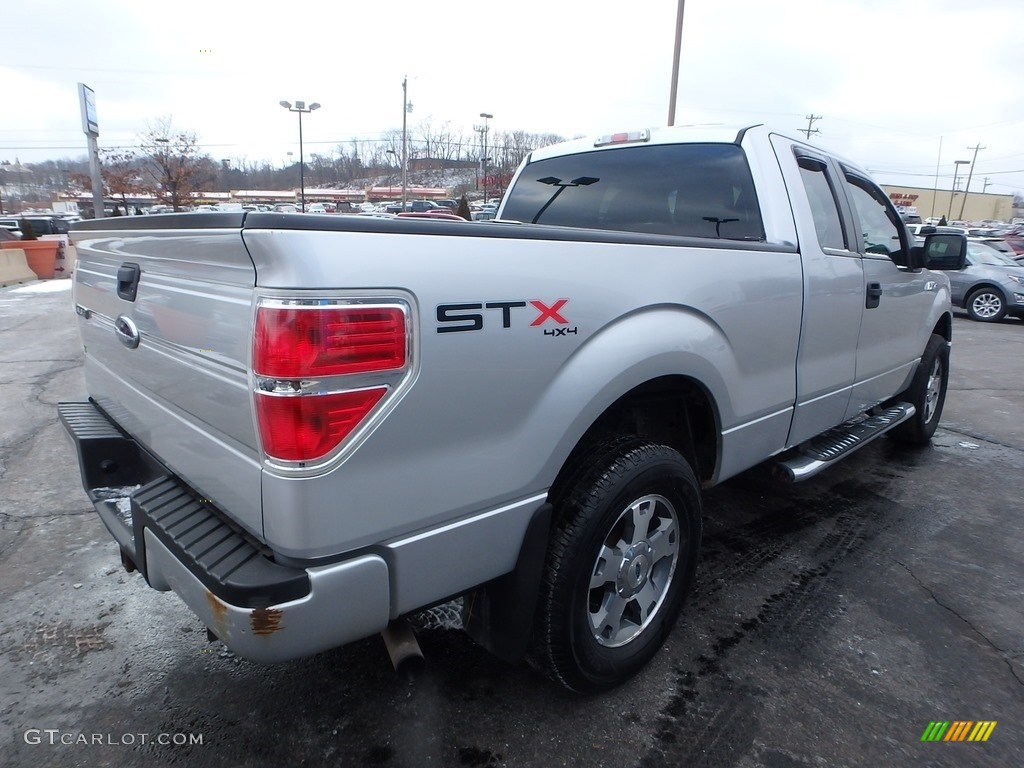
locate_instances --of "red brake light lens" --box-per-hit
[255,306,406,378]
[255,388,387,462]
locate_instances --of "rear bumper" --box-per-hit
[58,400,391,661]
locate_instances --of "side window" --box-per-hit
[796,156,846,250]
[842,172,907,264]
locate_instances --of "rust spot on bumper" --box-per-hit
[251,608,283,636]
[205,590,228,639]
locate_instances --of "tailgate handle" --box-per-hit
[117,263,141,302]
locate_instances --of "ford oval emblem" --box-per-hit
[114,315,141,349]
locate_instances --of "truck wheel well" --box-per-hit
[552,376,718,496]
[933,313,952,342]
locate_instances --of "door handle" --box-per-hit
[866,282,883,309]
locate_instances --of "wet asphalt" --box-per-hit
[0,282,1021,768]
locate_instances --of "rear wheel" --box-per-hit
[966,287,1006,322]
[890,333,948,444]
[529,438,702,693]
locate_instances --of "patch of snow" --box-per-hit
[8,280,73,294]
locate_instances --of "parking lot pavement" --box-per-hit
[1,283,1021,768]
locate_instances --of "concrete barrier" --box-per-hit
[0,248,37,288]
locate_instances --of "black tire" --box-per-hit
[890,334,949,445]
[966,287,1006,322]
[528,438,701,693]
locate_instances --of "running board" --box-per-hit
[775,403,916,483]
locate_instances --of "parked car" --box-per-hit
[385,200,441,214]
[946,240,1024,322]
[306,203,327,214]
[0,215,70,237]
[1002,236,1024,255]
[970,237,1017,257]
[395,211,466,221]
[907,224,968,245]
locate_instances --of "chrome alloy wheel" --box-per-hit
[924,357,943,423]
[588,494,680,647]
[970,291,1002,319]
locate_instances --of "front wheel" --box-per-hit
[890,333,949,445]
[529,439,702,693]
[966,287,1006,322]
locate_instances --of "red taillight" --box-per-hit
[255,388,387,462]
[254,306,406,377]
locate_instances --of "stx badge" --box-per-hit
[436,299,576,336]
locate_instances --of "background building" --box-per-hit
[880,185,1013,222]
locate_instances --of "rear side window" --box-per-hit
[796,156,847,250]
[501,143,765,241]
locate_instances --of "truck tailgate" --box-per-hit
[70,214,264,539]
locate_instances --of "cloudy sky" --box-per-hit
[3,0,1023,198]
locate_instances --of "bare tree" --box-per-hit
[138,117,213,211]
[101,149,144,214]
[66,150,143,214]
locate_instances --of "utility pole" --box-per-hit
[930,136,943,218]
[958,143,985,219]
[667,0,686,126]
[983,177,992,193]
[799,114,821,140]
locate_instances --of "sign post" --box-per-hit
[78,83,104,219]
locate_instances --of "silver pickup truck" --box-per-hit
[60,125,966,693]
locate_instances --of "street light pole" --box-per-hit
[947,160,969,220]
[401,77,413,211]
[279,100,321,212]
[476,112,493,203]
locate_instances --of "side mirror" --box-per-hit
[922,233,967,270]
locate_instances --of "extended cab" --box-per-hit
[60,125,966,692]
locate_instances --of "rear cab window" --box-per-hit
[501,143,765,242]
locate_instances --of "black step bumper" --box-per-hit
[58,400,309,608]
